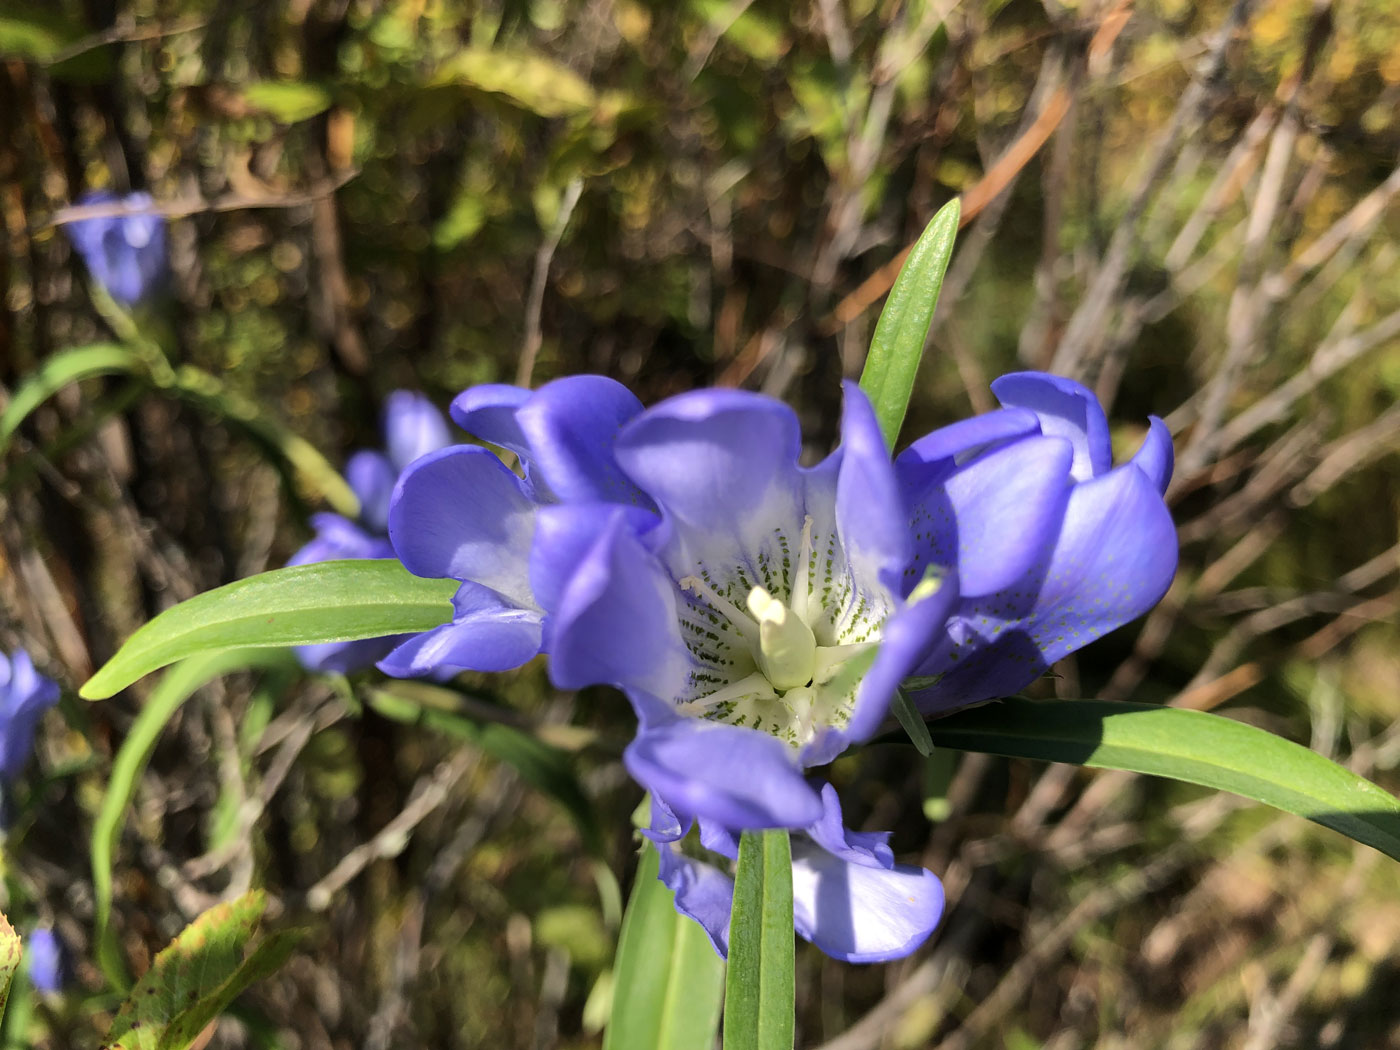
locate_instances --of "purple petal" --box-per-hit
[991,372,1111,481]
[913,458,1179,710]
[657,844,734,958]
[832,381,913,594]
[65,191,167,304]
[296,636,400,675]
[345,451,396,533]
[450,384,531,452]
[698,818,740,860]
[894,406,1041,495]
[544,510,692,698]
[0,650,60,782]
[643,793,691,844]
[26,928,63,993]
[624,720,824,830]
[615,389,803,573]
[1131,416,1174,495]
[288,514,395,567]
[377,583,542,676]
[791,840,944,963]
[529,503,660,612]
[384,391,452,472]
[825,563,959,754]
[388,446,538,607]
[803,782,893,869]
[905,436,1074,598]
[517,376,651,505]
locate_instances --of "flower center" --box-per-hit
[673,516,881,746]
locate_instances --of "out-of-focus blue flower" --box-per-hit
[63,191,168,305]
[290,391,452,673]
[26,927,62,993]
[894,371,1177,711]
[0,648,60,783]
[386,371,1176,960]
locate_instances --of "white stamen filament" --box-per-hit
[790,515,814,624]
[813,642,875,685]
[679,575,760,646]
[675,671,776,714]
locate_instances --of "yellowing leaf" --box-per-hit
[433,48,595,117]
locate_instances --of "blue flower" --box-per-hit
[290,391,453,673]
[387,371,1176,960]
[63,191,168,305]
[646,785,944,963]
[0,649,60,783]
[26,927,63,993]
[894,372,1177,711]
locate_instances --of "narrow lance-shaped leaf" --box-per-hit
[0,343,141,453]
[926,698,1400,862]
[92,649,299,989]
[723,829,794,1050]
[81,560,457,699]
[859,197,960,450]
[604,843,725,1050]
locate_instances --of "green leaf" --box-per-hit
[604,843,725,1050]
[927,698,1400,861]
[0,343,142,454]
[859,198,960,449]
[103,890,299,1050]
[723,829,794,1050]
[0,911,19,1028]
[432,48,596,117]
[81,561,456,700]
[91,649,299,989]
[892,687,934,756]
[243,81,334,123]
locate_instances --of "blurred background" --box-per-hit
[3,0,1400,1046]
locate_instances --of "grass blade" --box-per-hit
[0,343,140,453]
[722,829,794,1050]
[858,198,960,449]
[928,698,1400,861]
[81,560,456,699]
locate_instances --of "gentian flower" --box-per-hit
[26,927,63,993]
[289,391,452,673]
[62,191,168,305]
[894,372,1177,711]
[0,648,60,783]
[386,371,1176,960]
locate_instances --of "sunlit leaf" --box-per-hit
[243,81,334,123]
[604,843,725,1050]
[102,891,299,1050]
[0,910,20,1027]
[433,48,596,117]
[723,829,794,1050]
[927,698,1400,861]
[81,561,455,699]
[859,198,960,449]
[0,343,142,454]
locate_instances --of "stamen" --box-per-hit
[679,575,759,646]
[790,515,814,624]
[676,671,776,714]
